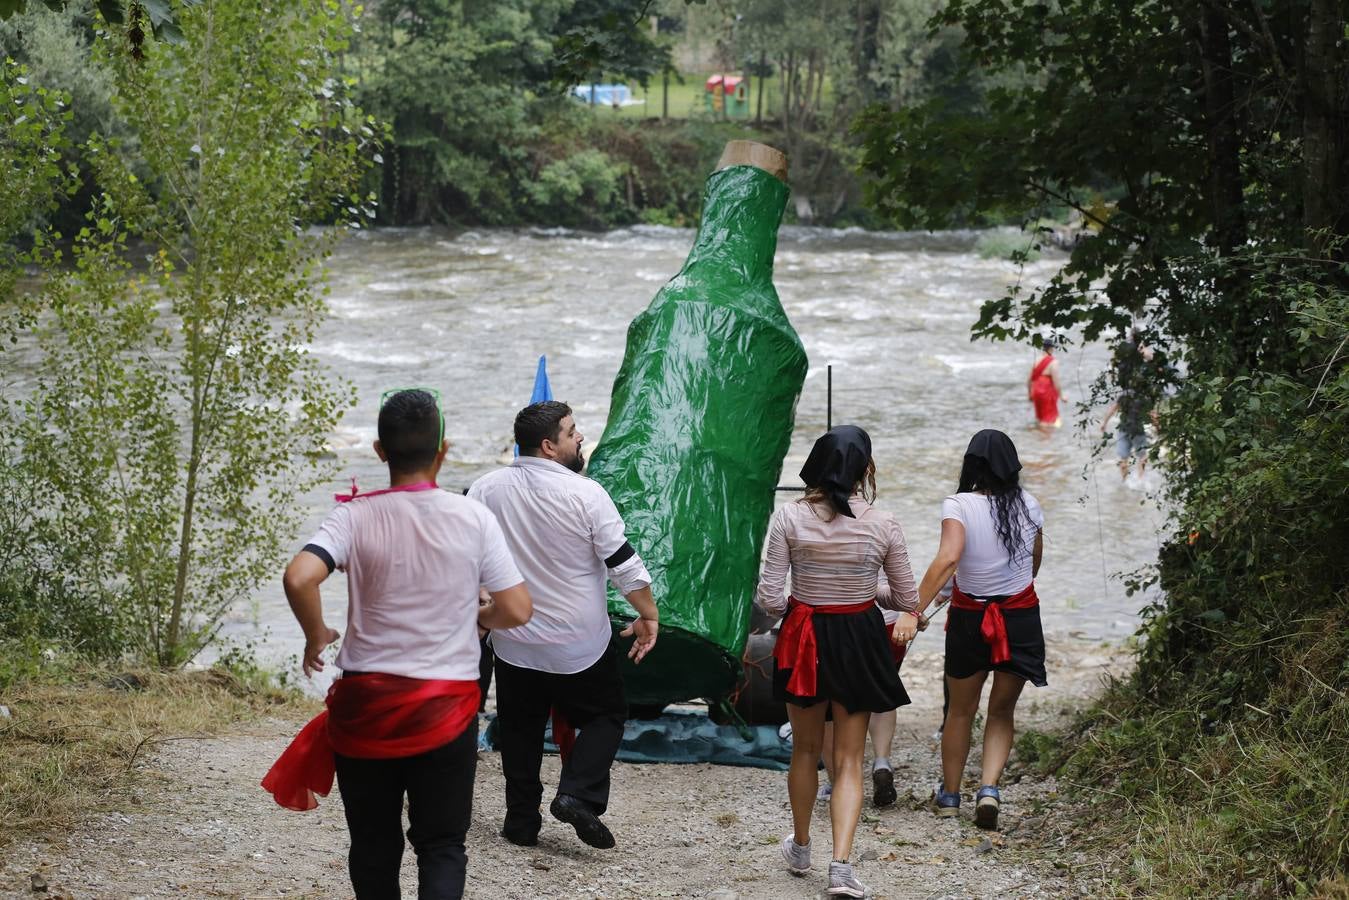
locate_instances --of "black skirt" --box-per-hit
[945,604,1048,686]
[773,605,911,714]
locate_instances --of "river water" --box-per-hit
[218,225,1167,684]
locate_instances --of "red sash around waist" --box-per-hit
[261,674,479,811]
[773,597,875,697]
[949,581,1039,665]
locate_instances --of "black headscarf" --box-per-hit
[963,429,1021,483]
[799,425,872,518]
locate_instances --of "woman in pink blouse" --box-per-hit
[756,425,919,899]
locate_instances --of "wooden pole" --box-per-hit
[756,52,766,124]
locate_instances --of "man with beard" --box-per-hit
[469,400,659,850]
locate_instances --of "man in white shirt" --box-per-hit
[275,389,532,899]
[469,400,659,850]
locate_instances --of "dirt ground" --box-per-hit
[0,638,1126,900]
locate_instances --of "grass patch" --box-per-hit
[0,661,315,848]
[1020,609,1349,896]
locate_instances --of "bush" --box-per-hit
[1042,257,1349,895]
[524,149,625,229]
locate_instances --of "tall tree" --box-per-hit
[7,0,372,665]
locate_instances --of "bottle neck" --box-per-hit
[684,165,789,282]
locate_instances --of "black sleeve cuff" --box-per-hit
[302,543,335,574]
[604,541,636,569]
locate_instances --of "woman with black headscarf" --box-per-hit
[907,429,1046,831]
[755,425,918,899]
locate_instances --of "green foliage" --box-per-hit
[0,0,201,46]
[550,0,671,88]
[355,0,567,224]
[0,57,70,249]
[525,148,624,227]
[855,1,1349,892]
[2,0,369,667]
[0,2,140,238]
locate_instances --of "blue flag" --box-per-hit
[515,355,553,457]
[530,355,553,404]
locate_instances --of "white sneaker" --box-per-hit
[780,834,810,876]
[827,860,868,897]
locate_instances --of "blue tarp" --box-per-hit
[479,709,790,771]
[571,84,633,106]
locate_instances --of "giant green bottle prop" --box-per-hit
[588,141,807,707]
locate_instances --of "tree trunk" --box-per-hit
[854,0,880,105]
[1199,8,1246,258]
[662,68,669,120]
[1301,0,1344,247]
[756,51,766,124]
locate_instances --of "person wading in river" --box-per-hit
[757,425,918,898]
[907,429,1046,830]
[1027,336,1066,432]
[263,388,533,900]
[468,400,659,851]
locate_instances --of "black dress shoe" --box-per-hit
[500,825,539,847]
[549,794,615,849]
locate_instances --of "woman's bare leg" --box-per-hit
[828,703,872,861]
[980,672,1026,786]
[941,672,988,794]
[821,721,835,785]
[785,701,829,846]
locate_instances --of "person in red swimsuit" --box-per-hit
[1027,337,1066,431]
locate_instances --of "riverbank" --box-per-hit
[0,639,1130,899]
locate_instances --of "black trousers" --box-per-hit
[478,634,494,713]
[334,720,478,900]
[493,640,627,838]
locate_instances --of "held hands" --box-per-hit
[891,611,922,645]
[620,616,659,664]
[303,626,340,677]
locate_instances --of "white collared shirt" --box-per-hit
[469,456,652,674]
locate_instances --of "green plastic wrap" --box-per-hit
[587,162,808,707]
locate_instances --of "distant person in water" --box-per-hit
[1101,336,1161,483]
[1027,336,1066,431]
[757,425,918,898]
[907,429,1046,831]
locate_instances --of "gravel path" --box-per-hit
[0,641,1123,899]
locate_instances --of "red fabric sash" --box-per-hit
[885,619,908,667]
[551,708,576,763]
[334,479,438,503]
[1031,354,1054,381]
[949,581,1039,665]
[261,674,479,811]
[773,598,876,696]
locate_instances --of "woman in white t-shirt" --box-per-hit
[908,430,1045,831]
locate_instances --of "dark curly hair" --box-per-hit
[957,454,1033,563]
